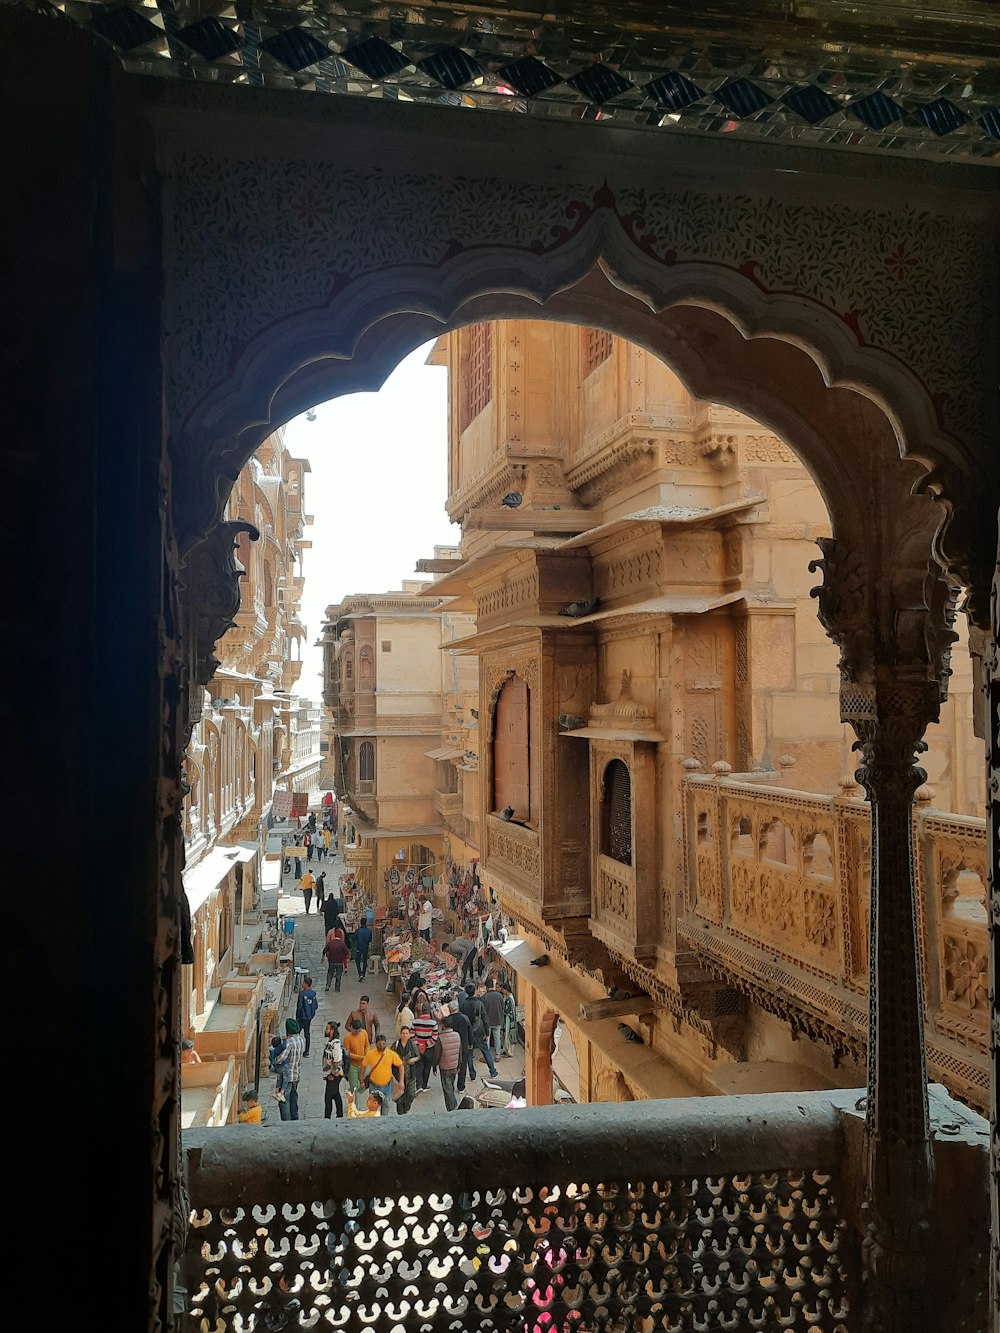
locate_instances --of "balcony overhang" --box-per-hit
[500,940,699,1100]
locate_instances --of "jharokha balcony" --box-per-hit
[182,1088,987,1331]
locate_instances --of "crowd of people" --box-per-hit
[235,834,524,1125]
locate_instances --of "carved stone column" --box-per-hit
[849,684,939,1330]
[811,528,960,1329]
[981,548,1000,1333]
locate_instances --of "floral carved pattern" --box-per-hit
[165,161,992,485]
[943,934,988,1013]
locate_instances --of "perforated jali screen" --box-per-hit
[184,1099,861,1331]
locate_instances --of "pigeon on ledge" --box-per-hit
[559,598,600,618]
[500,492,523,509]
[498,806,515,821]
[530,954,550,968]
[558,714,585,730]
[618,1023,644,1044]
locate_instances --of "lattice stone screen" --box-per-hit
[184,1095,860,1331]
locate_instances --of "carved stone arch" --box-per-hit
[167,210,992,621]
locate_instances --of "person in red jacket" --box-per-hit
[323,928,350,992]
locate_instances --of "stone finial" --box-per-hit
[837,774,860,797]
[712,760,732,777]
[681,757,703,772]
[914,783,935,805]
[777,754,796,770]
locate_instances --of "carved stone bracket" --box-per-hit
[180,520,259,710]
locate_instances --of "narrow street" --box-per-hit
[264,845,526,1123]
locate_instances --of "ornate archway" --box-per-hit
[158,145,996,1333]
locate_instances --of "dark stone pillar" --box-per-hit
[850,685,939,1331]
[1,8,168,1330]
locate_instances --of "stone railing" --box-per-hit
[182,1093,869,1332]
[434,788,462,820]
[485,814,541,890]
[680,775,989,1108]
[592,853,636,946]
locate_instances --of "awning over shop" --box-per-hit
[499,940,700,1101]
[424,746,465,761]
[184,844,256,917]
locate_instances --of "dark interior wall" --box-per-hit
[1,8,167,1324]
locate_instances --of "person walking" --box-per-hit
[460,984,498,1079]
[354,920,373,980]
[412,997,439,1094]
[304,829,314,863]
[446,1002,474,1093]
[315,870,327,910]
[500,982,517,1056]
[346,995,381,1043]
[322,893,342,934]
[322,826,332,860]
[296,975,319,1056]
[391,1025,421,1115]
[394,996,415,1039]
[277,1018,305,1121]
[360,1034,404,1116]
[343,1019,369,1098]
[482,979,508,1060]
[437,1016,463,1111]
[323,929,350,992]
[298,867,316,913]
[322,1021,345,1119]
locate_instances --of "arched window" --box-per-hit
[493,674,531,822]
[345,655,353,680]
[359,646,373,679]
[602,759,632,866]
[359,741,374,783]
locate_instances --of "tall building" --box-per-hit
[180,428,321,1124]
[430,320,988,1114]
[322,572,477,889]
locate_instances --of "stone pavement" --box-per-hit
[260,845,525,1124]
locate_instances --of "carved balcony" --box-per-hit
[181,1088,987,1331]
[484,813,541,898]
[590,853,647,960]
[434,788,462,821]
[679,774,990,1109]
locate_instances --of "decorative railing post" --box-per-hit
[850,685,938,1330]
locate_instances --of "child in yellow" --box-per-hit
[238,1089,262,1124]
[346,1089,385,1118]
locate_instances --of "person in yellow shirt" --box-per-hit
[298,868,316,914]
[360,1034,404,1115]
[343,1020,370,1095]
[238,1089,262,1124]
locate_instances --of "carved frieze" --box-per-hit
[566,437,658,505]
[740,436,796,464]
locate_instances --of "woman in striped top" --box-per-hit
[412,998,439,1093]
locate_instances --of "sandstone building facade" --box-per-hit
[322,570,478,888]
[180,428,322,1124]
[427,320,988,1113]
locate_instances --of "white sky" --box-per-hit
[281,340,460,700]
